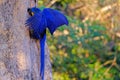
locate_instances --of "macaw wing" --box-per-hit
[42,8,68,34]
[26,13,47,39]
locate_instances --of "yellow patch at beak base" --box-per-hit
[31,12,34,16]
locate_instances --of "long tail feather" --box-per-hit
[40,34,46,80]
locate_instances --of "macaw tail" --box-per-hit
[40,34,46,80]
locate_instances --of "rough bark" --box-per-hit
[0,0,52,80]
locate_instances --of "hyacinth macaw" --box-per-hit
[26,7,68,80]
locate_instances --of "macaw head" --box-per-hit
[27,7,41,16]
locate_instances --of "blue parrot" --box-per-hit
[26,7,68,80]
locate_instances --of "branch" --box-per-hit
[47,0,58,7]
[100,3,117,13]
[104,54,116,75]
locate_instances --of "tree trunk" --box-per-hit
[0,0,52,80]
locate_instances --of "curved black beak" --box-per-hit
[27,8,33,16]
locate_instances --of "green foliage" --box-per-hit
[38,0,120,80]
[47,16,120,80]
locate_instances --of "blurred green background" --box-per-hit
[38,0,120,80]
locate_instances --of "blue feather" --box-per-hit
[26,13,47,39]
[43,8,68,34]
[40,34,46,80]
[26,7,69,80]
